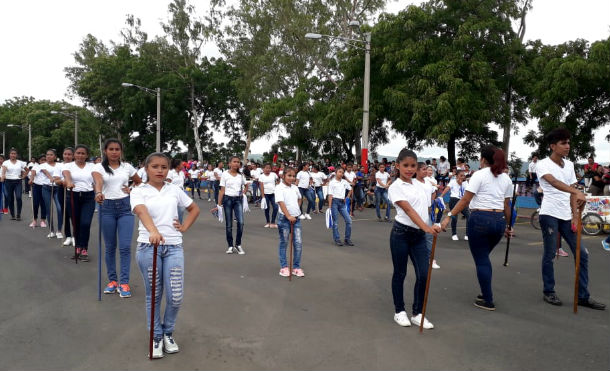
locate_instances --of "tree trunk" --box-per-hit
[243,119,253,164]
[501,89,512,159]
[355,136,361,165]
[191,83,203,161]
[447,133,456,168]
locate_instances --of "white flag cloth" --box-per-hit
[325,208,333,229]
[242,194,250,212]
[217,207,224,223]
[261,196,268,210]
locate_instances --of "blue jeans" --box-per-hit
[42,185,63,232]
[354,185,365,208]
[136,243,184,339]
[539,215,590,299]
[189,179,200,198]
[466,211,506,304]
[390,221,429,315]
[449,197,470,235]
[213,180,220,204]
[223,195,244,247]
[4,179,23,217]
[251,181,260,203]
[101,197,135,284]
[57,187,71,237]
[314,186,325,211]
[264,193,278,223]
[331,198,352,241]
[67,190,95,250]
[299,187,315,214]
[206,181,214,199]
[32,183,47,220]
[277,214,303,268]
[375,187,390,219]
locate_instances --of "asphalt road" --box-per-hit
[1,196,608,371]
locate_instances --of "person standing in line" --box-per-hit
[375,163,392,222]
[310,165,327,214]
[274,167,305,277]
[1,149,27,220]
[416,162,440,269]
[25,156,36,198]
[187,164,202,200]
[131,152,200,358]
[526,155,538,191]
[204,164,215,202]
[40,149,63,239]
[53,148,75,245]
[212,161,224,204]
[534,129,605,310]
[296,163,315,220]
[259,163,279,228]
[250,162,262,206]
[63,145,96,262]
[211,156,247,255]
[354,166,366,211]
[343,163,357,217]
[29,155,48,228]
[328,167,354,246]
[388,149,440,329]
[441,145,513,311]
[440,170,470,241]
[167,159,187,223]
[93,139,142,298]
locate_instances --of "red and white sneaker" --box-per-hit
[557,247,569,257]
[292,268,305,277]
[279,267,290,277]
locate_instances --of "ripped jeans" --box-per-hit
[136,243,184,339]
[277,214,303,269]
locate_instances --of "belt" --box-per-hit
[471,209,503,213]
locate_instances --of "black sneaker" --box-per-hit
[344,239,354,246]
[16,215,21,221]
[334,240,344,246]
[10,216,16,220]
[543,293,562,306]
[474,299,496,311]
[578,297,606,310]
[384,217,391,222]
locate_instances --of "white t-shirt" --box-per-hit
[328,178,352,199]
[2,160,26,179]
[389,178,429,228]
[167,169,185,190]
[250,168,262,180]
[63,162,95,192]
[375,171,390,188]
[92,162,137,200]
[259,172,278,194]
[220,171,245,197]
[275,182,301,216]
[344,171,356,184]
[536,157,577,221]
[437,161,450,175]
[310,171,327,187]
[130,183,193,245]
[447,179,468,199]
[528,161,537,175]
[213,168,223,181]
[204,170,214,181]
[296,171,311,189]
[425,176,438,187]
[466,167,512,210]
[39,162,59,186]
[418,178,436,207]
[53,162,69,181]
[32,163,48,185]
[188,169,201,180]
[136,167,147,183]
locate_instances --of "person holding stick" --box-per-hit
[259,163,279,228]
[441,145,513,311]
[53,147,75,246]
[415,162,440,269]
[274,167,304,277]
[0,148,27,221]
[131,152,200,358]
[29,155,48,228]
[535,128,605,310]
[328,167,354,246]
[388,149,440,329]
[40,149,63,239]
[439,169,470,241]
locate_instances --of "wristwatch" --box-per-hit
[447,211,453,217]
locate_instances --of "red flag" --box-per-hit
[272,153,278,164]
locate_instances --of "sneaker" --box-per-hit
[452,235,459,241]
[118,284,131,298]
[474,299,496,311]
[411,313,434,329]
[377,217,383,222]
[151,338,164,358]
[29,220,37,228]
[299,214,306,220]
[56,232,63,239]
[163,333,179,353]
[79,249,89,262]
[279,267,290,277]
[71,248,82,260]
[432,260,440,269]
[577,297,606,310]
[104,281,118,294]
[236,245,245,255]
[16,215,21,221]
[264,223,270,228]
[384,217,391,222]
[557,247,569,257]
[602,240,610,251]
[47,232,56,238]
[40,221,47,228]
[226,246,235,254]
[464,235,469,241]
[2,208,8,214]
[305,214,312,220]
[393,311,411,327]
[543,293,562,306]
[10,216,16,220]
[270,224,278,229]
[334,240,344,246]
[344,239,354,246]
[312,210,318,214]
[207,198,211,202]
[292,268,305,277]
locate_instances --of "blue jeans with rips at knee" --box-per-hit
[277,214,302,268]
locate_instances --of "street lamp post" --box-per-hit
[50,110,78,147]
[122,83,161,152]
[305,28,372,173]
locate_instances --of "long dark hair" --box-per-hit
[481,145,506,177]
[101,138,122,175]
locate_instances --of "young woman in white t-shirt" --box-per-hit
[212,161,224,204]
[63,145,97,262]
[211,156,247,255]
[388,149,440,329]
[29,155,48,227]
[167,159,188,223]
[296,164,315,220]
[130,152,200,358]
[204,164,215,202]
[440,170,470,240]
[259,163,279,228]
[40,149,63,239]
[441,145,513,311]
[92,139,142,298]
[328,168,354,246]
[187,165,202,199]
[310,165,327,213]
[274,167,304,277]
[374,164,392,222]
[0,148,27,220]
[53,147,75,245]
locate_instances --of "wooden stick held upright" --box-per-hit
[61,186,67,247]
[573,205,584,314]
[149,242,159,360]
[420,234,438,333]
[503,181,518,266]
[70,190,78,264]
[288,223,294,282]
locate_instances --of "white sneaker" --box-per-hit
[163,334,179,353]
[305,214,312,220]
[464,235,469,241]
[411,313,434,329]
[452,235,459,241]
[299,214,306,220]
[63,237,73,246]
[47,232,56,238]
[151,338,164,358]
[56,232,63,239]
[264,223,270,228]
[226,246,235,254]
[236,245,245,255]
[432,260,440,269]
[393,311,411,327]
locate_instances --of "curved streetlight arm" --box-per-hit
[122,82,156,95]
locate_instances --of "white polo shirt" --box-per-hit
[63,162,95,192]
[375,171,390,188]
[188,168,201,180]
[130,183,193,245]
[220,171,245,197]
[39,162,59,186]
[92,162,137,200]
[167,169,185,190]
[447,179,468,199]
[437,161,450,175]
[536,157,577,221]
[328,178,351,199]
[388,177,429,228]
[344,171,356,184]
[417,178,436,207]
[259,172,278,194]
[136,167,148,183]
[3,160,26,179]
[32,163,48,185]
[213,167,223,181]
[296,171,311,189]
[275,182,301,216]
[311,171,327,187]
[466,167,513,210]
[53,162,70,181]
[250,168,262,180]
[528,161,537,175]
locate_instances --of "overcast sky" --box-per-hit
[1,0,608,161]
